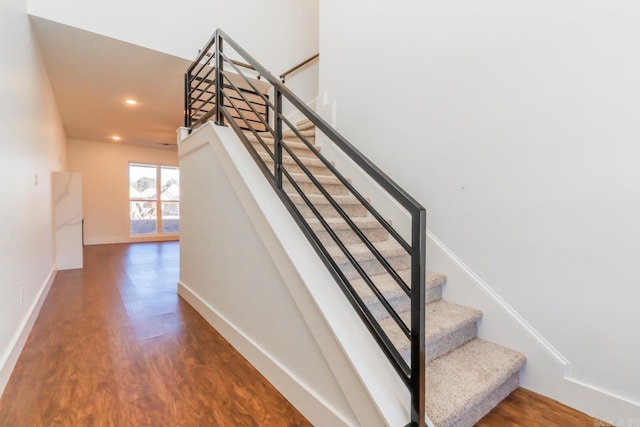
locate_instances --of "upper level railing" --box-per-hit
[184,29,426,426]
[279,53,319,83]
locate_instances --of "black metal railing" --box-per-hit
[184,29,426,427]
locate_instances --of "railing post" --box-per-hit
[215,31,225,126]
[410,209,426,426]
[184,72,190,128]
[274,87,283,189]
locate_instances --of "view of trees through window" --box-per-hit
[129,163,179,235]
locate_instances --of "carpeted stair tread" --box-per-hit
[283,128,315,139]
[296,119,315,130]
[287,171,343,187]
[325,239,408,265]
[350,270,446,306]
[290,199,367,219]
[287,193,365,208]
[422,300,481,343]
[259,128,315,139]
[246,134,318,151]
[426,339,526,427]
[257,151,328,170]
[306,216,385,232]
[377,300,482,363]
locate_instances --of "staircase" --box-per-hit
[247,119,526,427]
[185,29,526,426]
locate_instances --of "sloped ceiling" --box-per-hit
[30,16,191,149]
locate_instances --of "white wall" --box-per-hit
[27,0,318,77]
[66,139,178,245]
[318,0,640,421]
[282,60,320,122]
[0,0,66,395]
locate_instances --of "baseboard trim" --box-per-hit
[0,264,57,397]
[427,231,570,369]
[84,235,179,245]
[177,280,352,426]
[566,376,640,410]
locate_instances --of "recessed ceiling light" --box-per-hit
[111,135,121,141]
[124,99,137,105]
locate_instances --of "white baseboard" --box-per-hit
[84,235,179,245]
[0,264,57,397]
[177,280,351,426]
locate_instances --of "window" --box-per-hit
[129,163,179,236]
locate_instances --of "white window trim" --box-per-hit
[129,163,180,237]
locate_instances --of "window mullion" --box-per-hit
[156,165,162,234]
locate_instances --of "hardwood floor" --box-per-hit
[0,242,616,427]
[0,242,310,427]
[477,388,611,426]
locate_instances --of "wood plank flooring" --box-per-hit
[0,242,617,426]
[0,242,310,427]
[477,388,611,426]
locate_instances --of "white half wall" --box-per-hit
[27,0,319,77]
[178,123,411,426]
[318,0,640,422]
[66,139,178,245]
[0,0,66,396]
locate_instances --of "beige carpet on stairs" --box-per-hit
[244,118,526,427]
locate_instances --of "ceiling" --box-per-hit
[31,16,192,150]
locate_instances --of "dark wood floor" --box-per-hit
[0,242,310,427]
[478,388,610,426]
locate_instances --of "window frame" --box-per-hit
[129,162,180,236]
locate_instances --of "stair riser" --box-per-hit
[263,159,331,176]
[449,372,519,427]
[255,146,321,164]
[296,202,368,219]
[396,321,479,369]
[284,181,349,196]
[315,226,389,246]
[252,141,316,158]
[283,131,315,141]
[338,254,410,280]
[427,322,477,363]
[296,120,315,131]
[427,285,443,304]
[360,285,442,315]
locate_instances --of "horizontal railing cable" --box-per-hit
[279,166,412,380]
[220,91,275,160]
[220,52,277,111]
[221,72,275,137]
[278,139,412,309]
[276,111,413,254]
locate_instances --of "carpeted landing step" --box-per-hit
[427,339,526,427]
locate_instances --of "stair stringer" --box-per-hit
[178,122,410,427]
